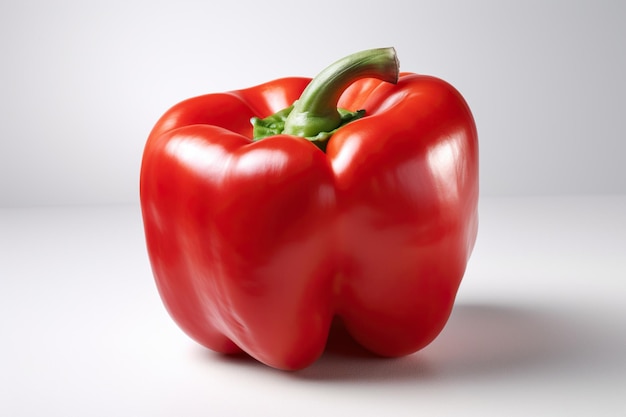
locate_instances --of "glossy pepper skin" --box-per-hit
[140,48,478,370]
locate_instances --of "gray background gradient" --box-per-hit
[1,0,624,207]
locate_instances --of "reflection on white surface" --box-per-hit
[1,196,625,416]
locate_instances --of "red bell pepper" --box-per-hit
[140,47,478,370]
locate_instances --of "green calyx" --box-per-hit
[251,47,399,152]
[252,106,365,152]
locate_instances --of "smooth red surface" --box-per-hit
[140,73,478,370]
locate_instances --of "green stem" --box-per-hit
[283,47,399,137]
[251,47,399,151]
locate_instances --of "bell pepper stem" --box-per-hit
[251,47,400,151]
[283,47,399,138]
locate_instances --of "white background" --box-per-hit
[1,0,625,206]
[1,1,625,416]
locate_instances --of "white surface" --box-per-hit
[1,1,626,207]
[1,195,625,416]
